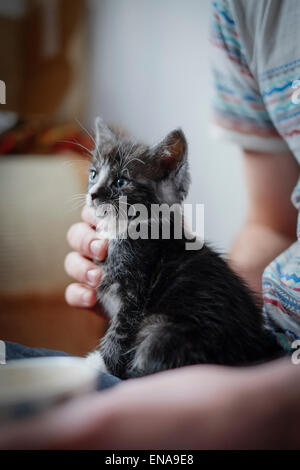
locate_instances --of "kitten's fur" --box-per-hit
[86,117,282,378]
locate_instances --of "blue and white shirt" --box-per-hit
[210,0,300,350]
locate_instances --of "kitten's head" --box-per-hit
[87,117,190,223]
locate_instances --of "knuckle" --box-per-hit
[64,252,75,275]
[81,229,93,255]
[82,204,97,227]
[66,225,73,245]
[67,222,90,254]
[66,222,81,247]
[64,284,75,304]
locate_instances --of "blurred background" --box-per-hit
[0,0,246,355]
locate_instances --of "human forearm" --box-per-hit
[228,149,298,297]
[220,358,300,449]
[229,221,296,297]
[1,359,300,449]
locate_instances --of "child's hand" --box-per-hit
[64,205,108,309]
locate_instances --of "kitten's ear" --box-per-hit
[154,129,187,173]
[94,116,116,150]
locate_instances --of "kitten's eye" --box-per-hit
[89,169,97,183]
[116,178,128,188]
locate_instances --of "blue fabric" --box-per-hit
[4,341,121,391]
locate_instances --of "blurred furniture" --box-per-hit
[0,0,87,121]
[0,0,101,355]
[0,153,105,356]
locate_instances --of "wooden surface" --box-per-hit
[0,292,105,356]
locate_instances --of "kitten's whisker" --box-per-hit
[118,208,128,220]
[69,191,87,197]
[60,159,90,171]
[65,198,87,209]
[126,140,136,160]
[116,135,123,156]
[59,139,93,156]
[122,154,145,173]
[75,118,97,147]
[122,345,138,357]
[65,199,86,212]
[130,157,145,165]
[68,194,87,202]
[122,168,130,178]
[66,193,87,206]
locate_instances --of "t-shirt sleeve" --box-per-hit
[209,0,289,153]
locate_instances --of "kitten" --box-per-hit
[85,117,283,379]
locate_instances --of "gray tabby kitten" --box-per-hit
[85,118,282,379]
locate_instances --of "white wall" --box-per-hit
[87,0,247,252]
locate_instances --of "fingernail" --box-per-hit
[90,240,104,258]
[87,268,101,286]
[82,290,93,306]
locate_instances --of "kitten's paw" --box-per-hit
[85,350,107,372]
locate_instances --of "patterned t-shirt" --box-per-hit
[210,0,300,350]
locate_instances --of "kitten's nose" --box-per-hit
[90,187,108,201]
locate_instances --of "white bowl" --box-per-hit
[0,357,98,424]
